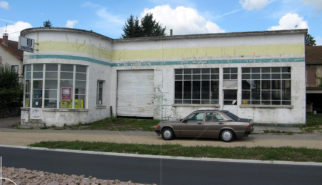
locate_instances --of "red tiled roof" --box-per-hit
[0,39,23,61]
[306,46,322,65]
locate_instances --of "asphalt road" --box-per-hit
[1,147,322,185]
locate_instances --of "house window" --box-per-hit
[23,64,87,109]
[223,68,237,80]
[97,80,104,105]
[175,68,219,104]
[242,67,291,105]
[11,65,19,73]
[224,90,237,105]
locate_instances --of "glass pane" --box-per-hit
[175,75,182,80]
[61,80,73,87]
[184,74,191,80]
[183,81,191,99]
[61,72,73,79]
[272,90,281,100]
[272,74,281,79]
[261,91,271,100]
[261,67,270,73]
[76,81,86,88]
[192,81,200,99]
[201,81,210,99]
[193,75,200,80]
[33,64,43,71]
[282,67,291,73]
[193,69,200,73]
[192,100,200,104]
[231,74,237,79]
[33,80,42,89]
[262,80,270,89]
[76,73,86,80]
[201,68,210,73]
[45,90,57,99]
[223,68,230,73]
[174,99,182,104]
[61,64,73,71]
[175,69,183,74]
[271,67,281,72]
[223,74,230,79]
[211,68,219,73]
[242,90,250,99]
[25,65,31,71]
[211,74,219,80]
[45,80,57,89]
[261,74,270,79]
[202,74,210,80]
[76,65,86,72]
[33,72,43,79]
[184,69,192,74]
[75,88,86,94]
[251,74,260,79]
[25,72,31,80]
[32,98,42,108]
[46,72,58,79]
[251,68,260,73]
[224,90,237,105]
[242,80,251,89]
[211,81,219,99]
[75,95,85,109]
[231,68,237,73]
[242,68,250,73]
[175,81,182,99]
[45,99,57,108]
[282,74,291,79]
[242,74,250,79]
[46,64,58,71]
[272,80,281,89]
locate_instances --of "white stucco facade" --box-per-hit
[20,27,307,126]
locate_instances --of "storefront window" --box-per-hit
[242,67,291,105]
[23,64,87,109]
[175,68,219,104]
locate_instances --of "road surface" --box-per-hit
[0,146,322,185]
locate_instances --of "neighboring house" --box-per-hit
[20,27,306,126]
[0,33,23,79]
[306,46,322,113]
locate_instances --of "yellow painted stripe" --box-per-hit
[38,41,304,61]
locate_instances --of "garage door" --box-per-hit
[117,70,154,117]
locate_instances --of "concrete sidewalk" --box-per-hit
[1,128,321,149]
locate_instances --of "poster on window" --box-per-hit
[62,88,71,100]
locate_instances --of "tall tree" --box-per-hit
[122,13,166,38]
[305,33,316,46]
[43,20,52,28]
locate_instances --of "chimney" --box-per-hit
[2,33,8,46]
[170,29,173,36]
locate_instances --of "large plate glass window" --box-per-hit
[242,67,291,105]
[175,68,219,104]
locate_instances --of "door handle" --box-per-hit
[197,122,202,124]
[219,122,224,124]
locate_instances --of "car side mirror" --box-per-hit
[181,119,187,123]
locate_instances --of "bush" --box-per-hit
[0,65,22,118]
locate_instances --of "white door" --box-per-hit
[117,70,154,117]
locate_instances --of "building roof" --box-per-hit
[305,46,322,65]
[0,38,23,61]
[21,27,308,43]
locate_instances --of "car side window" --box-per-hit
[206,112,224,122]
[186,112,204,123]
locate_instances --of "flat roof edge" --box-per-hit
[20,27,307,43]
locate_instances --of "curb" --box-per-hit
[1,144,322,167]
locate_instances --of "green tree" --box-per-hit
[122,13,166,38]
[43,20,52,28]
[305,33,316,46]
[122,15,142,38]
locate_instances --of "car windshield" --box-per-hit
[224,111,240,121]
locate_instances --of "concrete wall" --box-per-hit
[20,28,306,126]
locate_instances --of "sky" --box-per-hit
[0,0,321,45]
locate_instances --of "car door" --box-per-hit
[203,112,227,138]
[176,112,206,138]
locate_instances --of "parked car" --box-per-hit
[155,109,254,142]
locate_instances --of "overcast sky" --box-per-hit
[0,0,321,45]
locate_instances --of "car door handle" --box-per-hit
[197,122,202,124]
[219,122,224,124]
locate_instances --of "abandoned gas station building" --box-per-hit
[20,27,307,126]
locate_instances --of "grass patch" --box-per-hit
[300,113,322,133]
[30,141,322,162]
[67,117,158,131]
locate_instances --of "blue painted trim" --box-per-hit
[26,54,305,67]
[27,55,113,66]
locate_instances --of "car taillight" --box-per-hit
[156,124,160,129]
[246,125,251,130]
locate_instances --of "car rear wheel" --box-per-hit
[220,130,234,142]
[162,128,174,140]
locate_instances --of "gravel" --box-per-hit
[1,166,154,185]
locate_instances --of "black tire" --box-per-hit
[162,128,174,140]
[220,130,234,142]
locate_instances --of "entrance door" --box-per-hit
[223,89,238,115]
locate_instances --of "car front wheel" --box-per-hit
[220,130,234,142]
[162,128,174,140]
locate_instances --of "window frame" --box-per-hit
[96,80,104,105]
